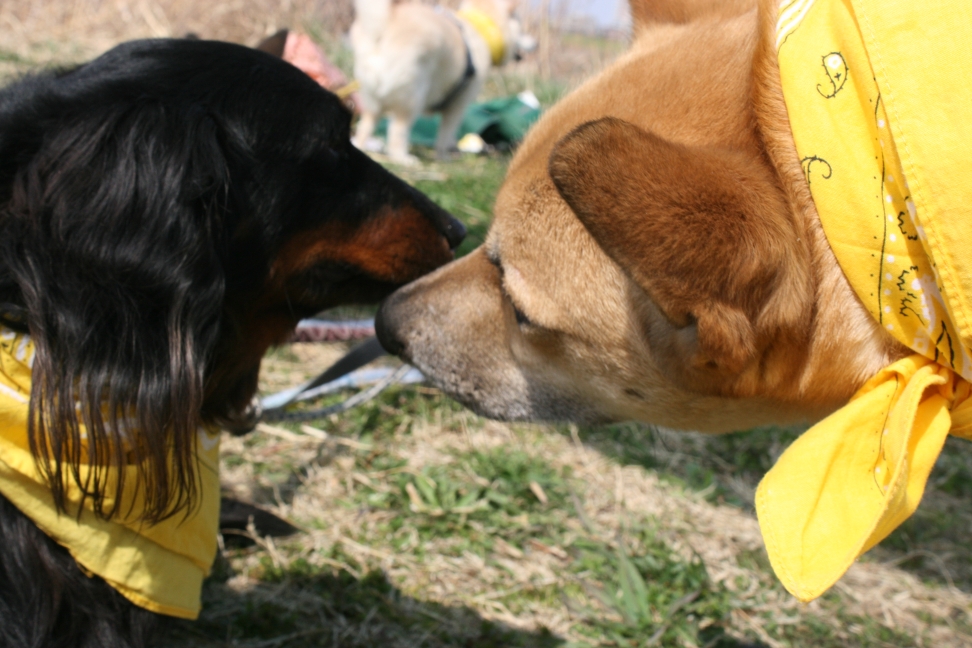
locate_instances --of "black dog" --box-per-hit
[0,38,463,647]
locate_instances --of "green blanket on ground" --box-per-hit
[374,94,541,149]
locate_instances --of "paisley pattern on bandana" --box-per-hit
[778,0,971,379]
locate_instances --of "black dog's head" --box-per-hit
[0,39,464,522]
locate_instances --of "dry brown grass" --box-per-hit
[177,347,972,647]
[0,0,624,99]
[0,0,353,64]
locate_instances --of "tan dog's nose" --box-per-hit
[375,249,498,361]
[375,291,407,356]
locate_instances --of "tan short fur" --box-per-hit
[376,0,908,432]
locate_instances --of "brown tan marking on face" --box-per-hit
[271,205,453,286]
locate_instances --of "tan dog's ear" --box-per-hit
[629,0,753,28]
[549,117,808,394]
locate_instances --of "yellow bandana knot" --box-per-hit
[759,0,972,601]
[758,356,972,601]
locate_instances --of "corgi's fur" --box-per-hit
[350,0,534,164]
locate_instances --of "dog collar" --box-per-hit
[458,7,506,66]
[758,0,972,602]
[0,326,220,619]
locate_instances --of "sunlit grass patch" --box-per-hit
[351,445,571,559]
[568,526,737,648]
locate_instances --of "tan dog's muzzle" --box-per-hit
[375,250,519,414]
[376,249,605,422]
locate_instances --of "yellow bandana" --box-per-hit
[457,7,506,66]
[0,326,220,618]
[757,0,972,602]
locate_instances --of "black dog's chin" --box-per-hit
[289,275,403,314]
[327,278,403,306]
[214,396,263,435]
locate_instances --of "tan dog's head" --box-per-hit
[377,0,897,432]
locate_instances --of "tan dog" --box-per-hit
[351,0,534,164]
[374,0,909,432]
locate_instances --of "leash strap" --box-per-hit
[263,364,412,423]
[260,336,388,413]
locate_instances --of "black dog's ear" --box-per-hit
[549,118,811,395]
[0,101,231,522]
[255,29,290,58]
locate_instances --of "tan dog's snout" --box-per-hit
[376,250,499,359]
[376,249,608,422]
[375,250,523,417]
[373,258,479,361]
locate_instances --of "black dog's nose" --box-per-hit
[405,184,466,250]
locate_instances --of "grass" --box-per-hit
[190,370,972,647]
[572,423,805,511]
[177,563,564,647]
[579,420,972,598]
[568,526,736,648]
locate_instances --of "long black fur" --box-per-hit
[0,38,462,647]
[0,493,157,648]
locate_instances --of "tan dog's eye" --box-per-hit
[511,300,532,327]
[499,279,533,327]
[487,247,535,327]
